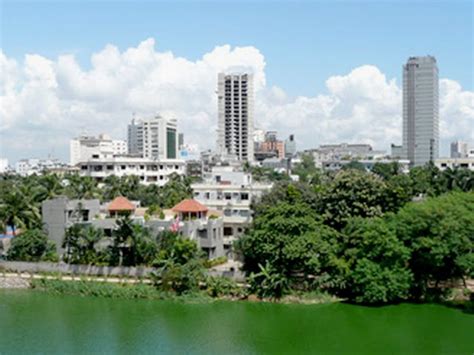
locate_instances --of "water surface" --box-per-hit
[0,290,472,354]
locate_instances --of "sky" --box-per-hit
[1,0,473,163]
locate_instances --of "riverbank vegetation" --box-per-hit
[238,159,474,304]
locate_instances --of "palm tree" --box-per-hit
[65,174,100,199]
[0,187,41,235]
[37,174,64,201]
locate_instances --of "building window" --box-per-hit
[167,128,177,159]
[224,227,233,236]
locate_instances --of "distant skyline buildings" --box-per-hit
[402,56,439,167]
[127,115,179,160]
[450,140,469,158]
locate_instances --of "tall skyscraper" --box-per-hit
[217,73,254,161]
[402,56,439,166]
[127,115,178,160]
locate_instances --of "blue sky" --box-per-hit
[0,0,473,163]
[2,0,473,96]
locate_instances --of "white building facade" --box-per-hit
[127,115,178,160]
[217,73,254,161]
[435,157,474,171]
[77,156,185,186]
[70,134,127,166]
[15,158,67,176]
[402,56,439,166]
[192,166,271,255]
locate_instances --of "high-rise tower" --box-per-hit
[217,73,254,161]
[402,56,439,166]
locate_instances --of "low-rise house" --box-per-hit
[42,197,101,253]
[42,196,225,260]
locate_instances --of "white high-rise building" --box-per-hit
[217,73,254,161]
[450,141,469,158]
[127,115,178,160]
[70,134,127,166]
[402,56,439,167]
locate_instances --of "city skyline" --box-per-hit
[1,0,473,162]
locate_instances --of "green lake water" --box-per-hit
[0,290,472,354]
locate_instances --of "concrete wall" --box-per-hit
[0,261,154,277]
[0,260,244,281]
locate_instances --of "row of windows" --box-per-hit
[82,164,181,171]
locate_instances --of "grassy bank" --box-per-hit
[30,278,213,302]
[30,278,341,304]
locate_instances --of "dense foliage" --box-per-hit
[7,229,58,262]
[239,161,474,304]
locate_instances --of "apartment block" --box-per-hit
[217,73,254,161]
[127,115,178,160]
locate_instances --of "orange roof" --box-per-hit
[172,199,208,213]
[108,196,135,211]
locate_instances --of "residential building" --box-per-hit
[42,196,225,259]
[402,56,439,166]
[217,73,254,161]
[42,197,101,253]
[192,166,272,257]
[127,115,179,160]
[257,131,286,160]
[322,159,410,173]
[305,143,386,168]
[450,141,469,158]
[435,157,474,171]
[185,160,203,179]
[70,134,127,165]
[15,158,68,176]
[77,156,185,186]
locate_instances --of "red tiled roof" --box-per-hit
[108,196,135,211]
[172,199,208,213]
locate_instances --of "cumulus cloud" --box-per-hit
[0,38,473,162]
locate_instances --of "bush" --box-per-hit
[205,276,244,298]
[249,262,290,300]
[8,229,58,262]
[152,259,205,295]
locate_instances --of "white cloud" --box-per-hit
[0,38,473,162]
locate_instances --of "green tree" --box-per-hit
[0,186,42,234]
[391,191,474,300]
[317,170,387,230]
[8,229,58,262]
[338,217,413,304]
[238,201,339,296]
[371,162,401,180]
[292,154,322,184]
[63,224,104,264]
